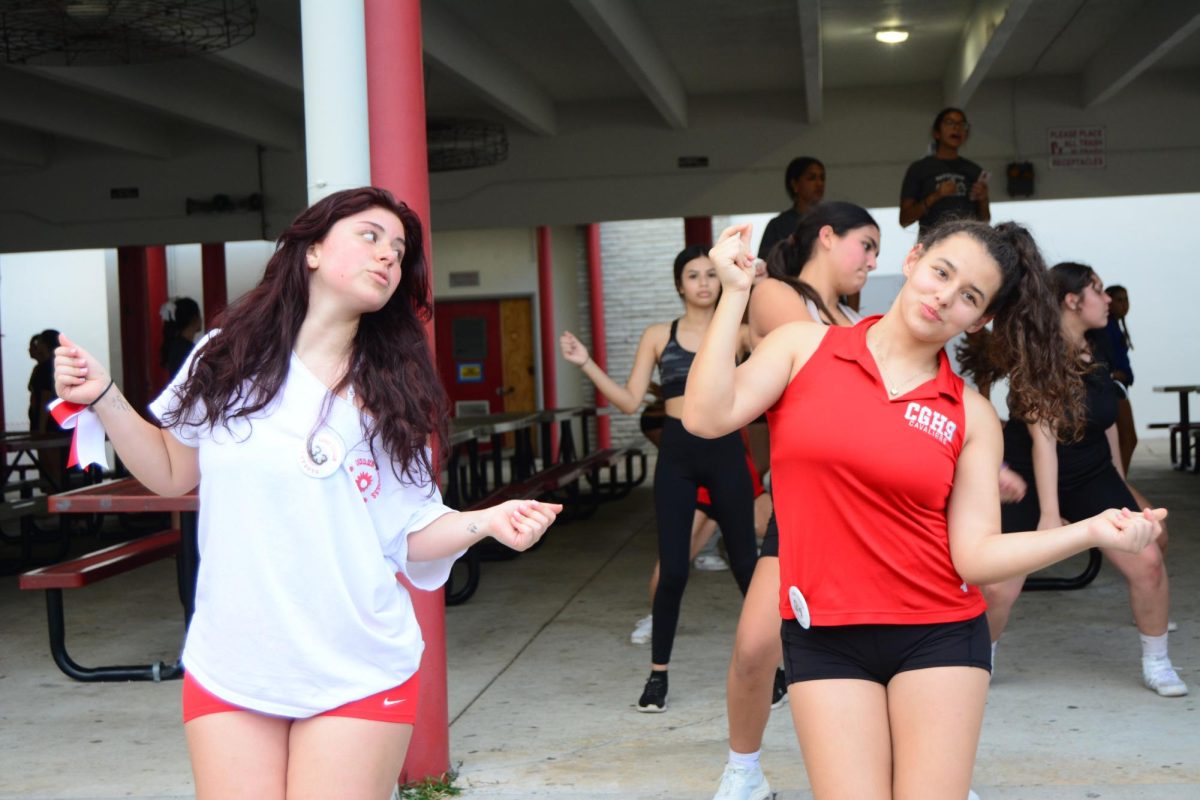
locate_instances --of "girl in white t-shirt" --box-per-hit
[54,187,562,800]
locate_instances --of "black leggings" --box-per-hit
[652,417,757,665]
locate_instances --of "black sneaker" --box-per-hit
[637,672,668,713]
[770,666,788,709]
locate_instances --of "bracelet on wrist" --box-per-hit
[88,379,115,408]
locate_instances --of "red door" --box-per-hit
[434,300,505,417]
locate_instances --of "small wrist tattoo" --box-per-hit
[468,523,480,535]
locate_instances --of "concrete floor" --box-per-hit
[0,440,1196,799]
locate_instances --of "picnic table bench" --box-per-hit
[441,407,646,606]
[18,479,198,682]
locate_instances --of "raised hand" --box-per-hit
[709,224,756,292]
[54,333,113,406]
[559,331,590,366]
[969,179,989,203]
[485,499,563,552]
[1088,507,1167,554]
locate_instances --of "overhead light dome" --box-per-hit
[875,28,910,45]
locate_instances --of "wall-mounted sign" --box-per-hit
[458,363,483,383]
[1048,126,1105,169]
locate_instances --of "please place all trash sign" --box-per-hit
[1048,126,1106,169]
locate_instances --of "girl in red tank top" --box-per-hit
[685,218,1167,800]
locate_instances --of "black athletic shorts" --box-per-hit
[781,613,991,685]
[760,513,778,558]
[1001,460,1137,532]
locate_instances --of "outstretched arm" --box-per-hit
[560,326,662,415]
[55,334,199,496]
[406,499,562,561]
[947,391,1164,585]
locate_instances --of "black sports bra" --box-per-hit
[658,320,694,400]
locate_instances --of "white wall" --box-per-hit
[1,250,110,431]
[732,193,1200,435]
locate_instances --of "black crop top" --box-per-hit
[658,320,695,400]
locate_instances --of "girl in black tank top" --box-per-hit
[560,245,757,713]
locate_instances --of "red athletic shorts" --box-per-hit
[182,671,420,724]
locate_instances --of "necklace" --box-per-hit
[865,326,935,397]
[884,366,935,397]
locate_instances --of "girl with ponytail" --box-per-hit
[685,218,1167,799]
[979,261,1185,698]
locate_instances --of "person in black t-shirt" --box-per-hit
[899,108,990,236]
[757,156,825,260]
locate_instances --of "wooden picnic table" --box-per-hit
[50,477,200,624]
[1152,384,1200,471]
[1,431,73,491]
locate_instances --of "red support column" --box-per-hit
[584,224,611,448]
[364,0,447,785]
[683,216,713,248]
[201,243,229,327]
[117,246,168,411]
[537,226,558,452]
[145,246,168,393]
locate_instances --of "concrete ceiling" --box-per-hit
[1,0,1198,249]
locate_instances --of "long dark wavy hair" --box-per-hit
[944,220,1087,440]
[764,201,878,325]
[162,187,448,483]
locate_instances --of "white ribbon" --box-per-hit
[48,398,109,470]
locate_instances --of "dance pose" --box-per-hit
[686,220,1165,800]
[560,245,758,712]
[55,187,562,800]
[979,262,1185,697]
[714,201,878,800]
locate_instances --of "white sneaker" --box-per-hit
[712,762,770,800]
[1143,656,1188,697]
[630,614,653,645]
[693,553,730,571]
[967,791,981,800]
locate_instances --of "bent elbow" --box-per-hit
[681,413,717,439]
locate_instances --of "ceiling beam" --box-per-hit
[207,19,303,94]
[569,0,687,129]
[944,0,1035,108]
[0,69,172,158]
[422,3,557,136]
[26,62,302,151]
[1082,0,1200,107]
[797,0,822,124]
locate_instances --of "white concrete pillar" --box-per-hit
[300,0,371,203]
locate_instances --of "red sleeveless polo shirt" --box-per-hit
[767,316,986,626]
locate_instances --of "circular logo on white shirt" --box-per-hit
[346,456,382,502]
[788,585,811,629]
[298,428,345,479]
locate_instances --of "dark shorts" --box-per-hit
[1001,460,1137,532]
[781,613,991,686]
[760,512,778,558]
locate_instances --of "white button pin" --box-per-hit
[298,428,346,479]
[788,585,811,629]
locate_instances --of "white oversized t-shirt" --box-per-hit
[150,333,459,717]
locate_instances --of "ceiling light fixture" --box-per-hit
[875,28,910,45]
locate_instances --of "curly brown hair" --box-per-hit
[161,187,448,484]
[940,220,1087,441]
